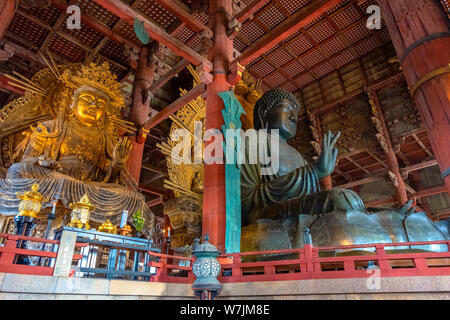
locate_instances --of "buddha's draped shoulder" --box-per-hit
[240,133,321,218]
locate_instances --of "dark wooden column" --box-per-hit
[0,0,16,41]
[202,0,233,251]
[377,0,450,195]
[126,42,159,184]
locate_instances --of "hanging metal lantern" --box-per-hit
[68,194,94,229]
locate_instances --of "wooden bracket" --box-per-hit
[197,62,213,85]
[227,17,242,39]
[198,30,213,56]
[227,61,245,86]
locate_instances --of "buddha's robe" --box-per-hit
[241,132,365,226]
[7,119,114,182]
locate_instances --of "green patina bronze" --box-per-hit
[240,88,449,253]
[219,90,246,253]
[134,18,150,45]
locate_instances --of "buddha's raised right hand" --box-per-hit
[315,130,341,179]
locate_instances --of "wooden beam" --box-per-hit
[233,0,341,66]
[141,163,168,177]
[401,159,438,176]
[365,185,448,208]
[336,160,440,189]
[0,74,24,95]
[143,82,206,130]
[235,0,268,23]
[91,0,212,71]
[411,185,447,200]
[149,58,190,94]
[153,0,212,38]
[138,184,167,196]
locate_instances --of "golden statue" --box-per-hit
[0,55,154,233]
[8,62,131,183]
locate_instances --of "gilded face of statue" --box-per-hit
[265,99,299,140]
[72,87,109,127]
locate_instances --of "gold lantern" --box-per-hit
[16,184,48,218]
[68,194,94,229]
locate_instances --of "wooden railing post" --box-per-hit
[375,244,390,273]
[264,264,275,276]
[344,260,355,273]
[304,244,315,273]
[0,235,17,265]
[232,255,242,278]
[159,258,168,277]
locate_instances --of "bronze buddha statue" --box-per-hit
[240,88,448,252]
[0,62,154,232]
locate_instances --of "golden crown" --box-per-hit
[61,62,125,111]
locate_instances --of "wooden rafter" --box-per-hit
[91,0,212,71]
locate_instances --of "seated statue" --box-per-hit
[0,62,153,232]
[241,88,448,252]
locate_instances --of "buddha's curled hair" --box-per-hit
[253,88,301,130]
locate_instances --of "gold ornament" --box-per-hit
[98,219,117,234]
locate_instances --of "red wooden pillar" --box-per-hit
[126,42,158,183]
[202,0,233,251]
[378,0,450,195]
[0,0,16,42]
[369,89,408,205]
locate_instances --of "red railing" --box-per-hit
[0,233,87,276]
[147,250,195,283]
[2,233,450,284]
[217,240,450,283]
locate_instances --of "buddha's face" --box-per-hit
[72,87,108,127]
[265,99,300,140]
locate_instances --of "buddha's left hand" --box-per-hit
[315,130,341,179]
[112,137,132,165]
